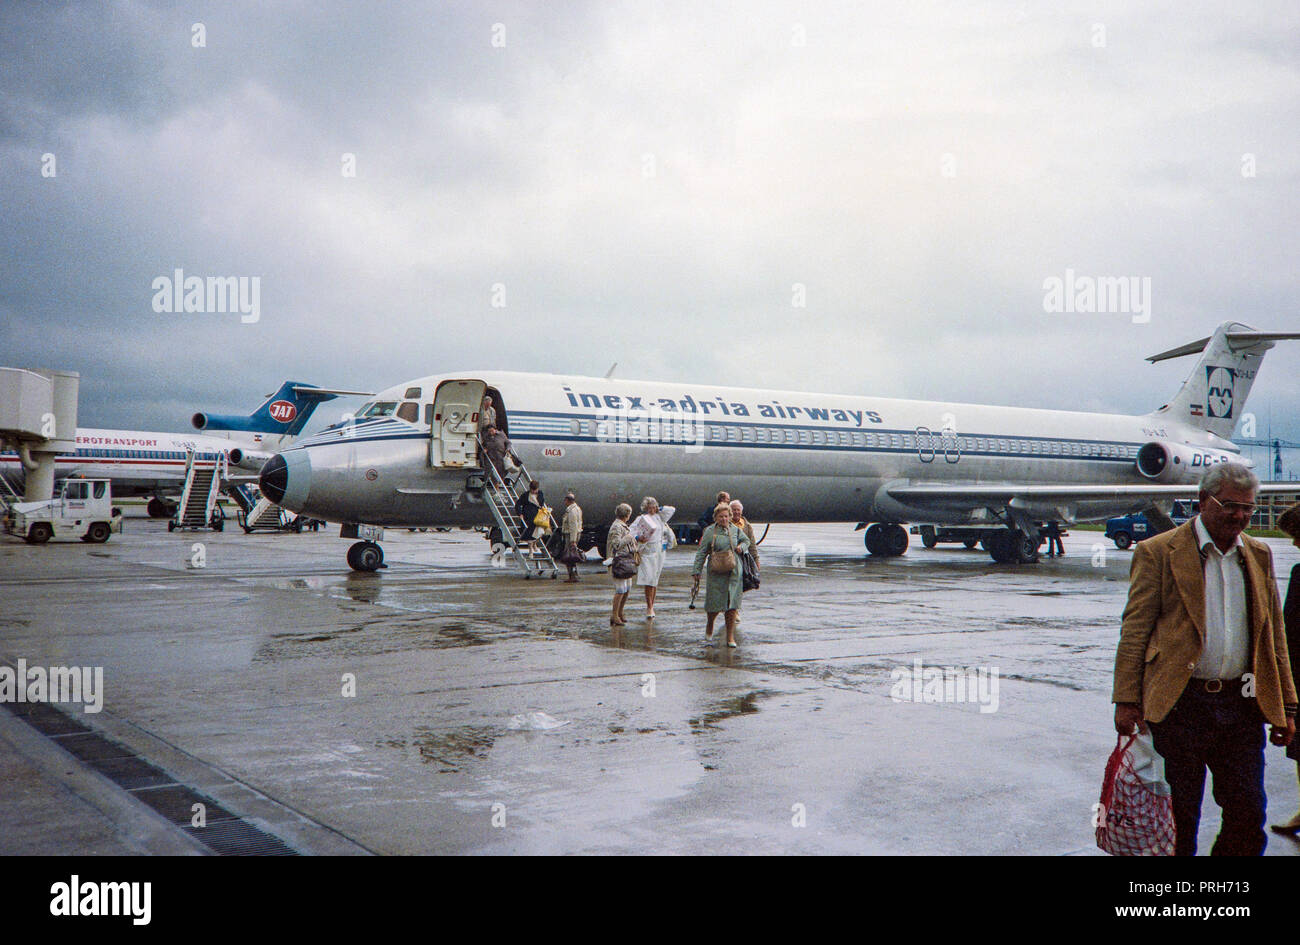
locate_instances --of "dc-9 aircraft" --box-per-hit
[259,322,1299,571]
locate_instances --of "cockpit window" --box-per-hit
[396,401,419,423]
[404,387,422,399]
[357,401,398,418]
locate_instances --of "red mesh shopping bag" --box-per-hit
[1095,733,1175,856]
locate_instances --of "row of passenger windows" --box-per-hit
[76,449,218,460]
[570,419,1133,458]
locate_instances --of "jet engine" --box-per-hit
[228,447,274,471]
[1135,441,1240,484]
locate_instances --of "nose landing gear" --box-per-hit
[346,541,386,572]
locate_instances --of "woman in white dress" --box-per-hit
[631,497,675,618]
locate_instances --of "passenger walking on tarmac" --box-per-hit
[514,479,547,556]
[729,500,759,567]
[1045,521,1064,557]
[1272,503,1300,836]
[631,497,676,619]
[607,503,638,626]
[560,492,584,583]
[481,424,516,480]
[692,503,751,648]
[730,499,759,624]
[1112,463,1296,855]
[697,491,731,533]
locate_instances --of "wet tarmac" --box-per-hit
[2,521,1298,855]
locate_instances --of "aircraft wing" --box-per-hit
[881,481,1298,527]
[886,482,1300,503]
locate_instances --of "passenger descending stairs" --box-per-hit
[174,450,225,530]
[477,437,559,579]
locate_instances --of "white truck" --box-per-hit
[3,477,123,544]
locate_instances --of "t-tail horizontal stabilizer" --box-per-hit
[192,381,372,436]
[1147,322,1300,442]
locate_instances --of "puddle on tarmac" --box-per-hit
[384,725,498,772]
[254,617,512,661]
[688,689,777,733]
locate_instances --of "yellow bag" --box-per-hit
[534,507,553,532]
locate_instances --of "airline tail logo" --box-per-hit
[1205,366,1234,419]
[267,401,298,423]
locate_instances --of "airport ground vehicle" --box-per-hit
[1105,501,1197,549]
[3,478,122,544]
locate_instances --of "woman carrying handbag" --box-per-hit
[690,502,752,647]
[514,479,546,556]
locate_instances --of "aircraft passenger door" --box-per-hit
[430,379,487,467]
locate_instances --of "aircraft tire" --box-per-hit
[883,523,909,556]
[963,538,979,549]
[146,498,174,518]
[864,523,884,555]
[1012,531,1039,564]
[350,541,384,572]
[920,526,938,549]
[985,530,1014,563]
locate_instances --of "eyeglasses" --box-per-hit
[1208,494,1256,515]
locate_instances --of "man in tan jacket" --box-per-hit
[1113,463,1296,855]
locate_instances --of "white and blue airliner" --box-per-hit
[258,322,1299,570]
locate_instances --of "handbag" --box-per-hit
[611,552,637,579]
[741,549,760,591]
[708,527,736,574]
[560,542,583,565]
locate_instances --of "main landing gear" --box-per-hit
[346,541,386,572]
[983,528,1039,564]
[146,497,177,518]
[864,522,909,557]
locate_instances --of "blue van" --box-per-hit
[1104,501,1197,549]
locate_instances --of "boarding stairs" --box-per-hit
[476,437,559,579]
[227,481,292,532]
[245,495,288,530]
[173,450,225,530]
[0,473,20,514]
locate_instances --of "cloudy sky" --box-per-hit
[2,1,1298,472]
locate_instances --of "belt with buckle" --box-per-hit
[1193,677,1239,694]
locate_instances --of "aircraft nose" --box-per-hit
[258,449,313,511]
[259,454,288,504]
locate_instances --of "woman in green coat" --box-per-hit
[692,503,751,647]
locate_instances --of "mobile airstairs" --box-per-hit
[476,438,559,579]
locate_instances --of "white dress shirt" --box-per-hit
[1191,516,1249,680]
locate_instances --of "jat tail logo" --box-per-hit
[1206,366,1234,419]
[268,401,298,423]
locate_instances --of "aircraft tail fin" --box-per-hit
[1147,322,1300,441]
[192,381,342,437]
